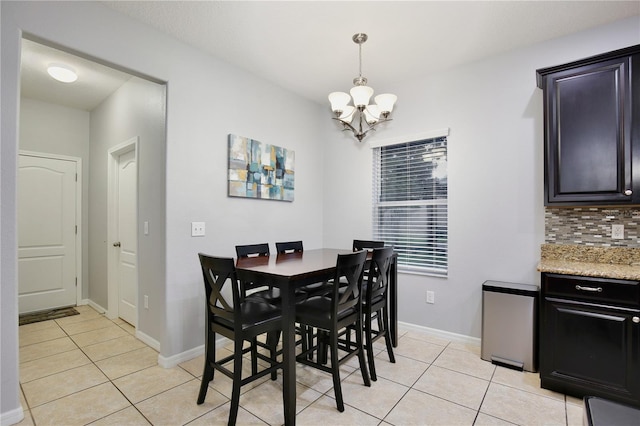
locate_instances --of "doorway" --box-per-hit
[18,36,166,339]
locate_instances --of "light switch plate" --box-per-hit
[612,224,624,239]
[191,222,205,237]
[426,291,435,304]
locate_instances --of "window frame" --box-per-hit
[370,129,449,277]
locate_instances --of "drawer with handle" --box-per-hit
[543,273,640,308]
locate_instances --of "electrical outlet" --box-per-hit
[144,295,149,309]
[612,224,624,240]
[426,291,435,304]
[191,222,205,237]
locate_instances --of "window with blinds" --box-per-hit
[372,136,448,275]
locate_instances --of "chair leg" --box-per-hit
[229,338,244,426]
[270,335,278,381]
[356,318,371,388]
[266,330,280,352]
[197,362,213,404]
[319,331,329,365]
[329,331,345,412]
[300,325,308,354]
[364,312,377,381]
[382,307,396,363]
[250,337,258,375]
[197,330,216,404]
[305,326,314,360]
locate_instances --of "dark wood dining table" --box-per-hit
[235,248,398,425]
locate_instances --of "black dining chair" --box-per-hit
[196,254,282,425]
[353,239,385,252]
[295,250,371,412]
[235,243,280,304]
[352,239,385,282]
[274,240,330,357]
[275,240,303,254]
[360,246,396,381]
[275,241,332,299]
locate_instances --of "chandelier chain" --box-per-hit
[358,40,363,79]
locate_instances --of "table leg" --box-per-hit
[281,281,296,425]
[390,255,398,347]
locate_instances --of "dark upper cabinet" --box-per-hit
[537,45,640,206]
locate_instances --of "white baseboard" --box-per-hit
[155,323,480,371]
[136,330,161,352]
[158,344,204,368]
[158,336,234,368]
[83,299,159,352]
[83,299,106,315]
[397,321,481,346]
[0,406,24,426]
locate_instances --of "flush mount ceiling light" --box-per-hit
[47,63,78,83]
[328,33,397,142]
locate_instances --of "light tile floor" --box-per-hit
[16,305,584,425]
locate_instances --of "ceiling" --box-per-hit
[21,1,640,110]
[20,38,133,111]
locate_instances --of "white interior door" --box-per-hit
[115,148,138,326]
[18,154,78,314]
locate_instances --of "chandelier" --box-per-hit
[328,33,397,142]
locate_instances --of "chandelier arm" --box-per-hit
[332,117,359,134]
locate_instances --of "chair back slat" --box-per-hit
[198,254,240,324]
[333,250,367,315]
[236,243,270,258]
[234,243,272,297]
[275,241,303,254]
[353,239,384,252]
[366,247,394,303]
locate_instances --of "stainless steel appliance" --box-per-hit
[481,280,539,372]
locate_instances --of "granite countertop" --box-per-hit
[537,244,640,281]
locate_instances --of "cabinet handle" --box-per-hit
[575,285,603,293]
[633,317,640,324]
[625,189,632,196]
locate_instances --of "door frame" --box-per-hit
[107,137,139,321]
[18,150,83,309]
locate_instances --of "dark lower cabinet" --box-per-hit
[540,273,640,407]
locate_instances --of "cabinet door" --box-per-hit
[544,56,633,205]
[540,298,640,406]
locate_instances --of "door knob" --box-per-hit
[113,242,121,247]
[625,189,632,196]
[633,317,640,324]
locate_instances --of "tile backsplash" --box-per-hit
[545,207,640,247]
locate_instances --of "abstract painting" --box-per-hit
[228,134,295,202]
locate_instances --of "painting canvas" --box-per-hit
[228,134,295,202]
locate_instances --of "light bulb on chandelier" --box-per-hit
[328,33,397,142]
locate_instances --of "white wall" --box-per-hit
[89,77,166,343]
[1,2,325,422]
[19,98,91,299]
[2,1,639,423]
[323,16,640,339]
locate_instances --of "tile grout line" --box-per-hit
[20,312,580,426]
[70,314,157,426]
[21,311,157,425]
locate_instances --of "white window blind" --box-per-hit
[372,136,448,275]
